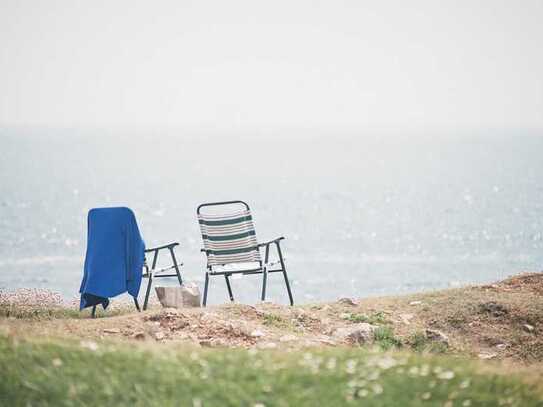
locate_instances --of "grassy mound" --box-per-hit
[1,335,541,406]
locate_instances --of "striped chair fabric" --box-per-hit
[198,209,261,266]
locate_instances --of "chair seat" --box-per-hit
[210,260,281,275]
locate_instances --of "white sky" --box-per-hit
[1,0,542,129]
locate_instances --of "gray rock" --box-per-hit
[332,323,376,344]
[523,324,535,333]
[338,297,358,306]
[155,283,201,308]
[425,329,449,346]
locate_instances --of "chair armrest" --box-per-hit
[145,242,179,253]
[257,236,285,247]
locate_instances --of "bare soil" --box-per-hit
[1,272,542,364]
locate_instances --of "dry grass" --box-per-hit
[1,272,543,365]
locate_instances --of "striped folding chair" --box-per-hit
[197,200,294,306]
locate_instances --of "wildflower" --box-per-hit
[80,340,98,351]
[52,358,63,367]
[437,370,455,380]
[421,392,432,400]
[372,384,383,395]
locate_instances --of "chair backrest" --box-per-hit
[197,201,261,266]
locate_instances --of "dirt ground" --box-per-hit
[1,272,542,365]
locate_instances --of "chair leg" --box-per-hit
[91,305,97,318]
[134,297,141,312]
[203,272,210,307]
[276,241,294,305]
[261,244,270,302]
[143,276,153,310]
[224,274,234,302]
[261,269,268,301]
[169,247,183,286]
[282,270,294,306]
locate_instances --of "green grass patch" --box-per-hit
[344,312,388,325]
[1,335,541,406]
[262,312,287,328]
[408,332,448,354]
[0,305,130,320]
[373,326,403,351]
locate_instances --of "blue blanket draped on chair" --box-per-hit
[79,207,145,310]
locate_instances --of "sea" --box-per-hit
[1,127,542,305]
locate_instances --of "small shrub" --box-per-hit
[344,311,388,325]
[373,326,402,350]
[262,313,285,327]
[408,331,448,354]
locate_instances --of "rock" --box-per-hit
[257,342,277,349]
[479,301,509,317]
[495,343,507,350]
[279,334,298,342]
[409,301,422,306]
[103,328,120,334]
[316,336,337,346]
[523,324,535,333]
[155,283,201,308]
[332,323,376,344]
[200,313,219,323]
[199,339,213,347]
[425,329,449,346]
[338,297,358,306]
[132,331,146,340]
[154,331,165,340]
[250,329,265,338]
[478,352,497,360]
[399,314,414,325]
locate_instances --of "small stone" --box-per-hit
[250,329,265,338]
[154,331,165,340]
[399,313,414,325]
[103,328,120,334]
[317,337,337,346]
[338,298,357,306]
[332,323,376,344]
[495,343,507,350]
[132,331,146,340]
[523,324,535,333]
[409,301,422,306]
[199,339,213,347]
[425,329,449,346]
[478,352,497,360]
[257,342,277,349]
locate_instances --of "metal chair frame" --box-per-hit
[142,242,184,310]
[198,200,294,306]
[90,242,183,316]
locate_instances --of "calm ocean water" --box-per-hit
[1,128,542,305]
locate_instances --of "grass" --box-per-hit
[1,335,541,406]
[408,332,449,354]
[262,312,287,328]
[373,326,403,351]
[0,305,132,320]
[344,312,388,325]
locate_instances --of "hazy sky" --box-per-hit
[1,0,542,129]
